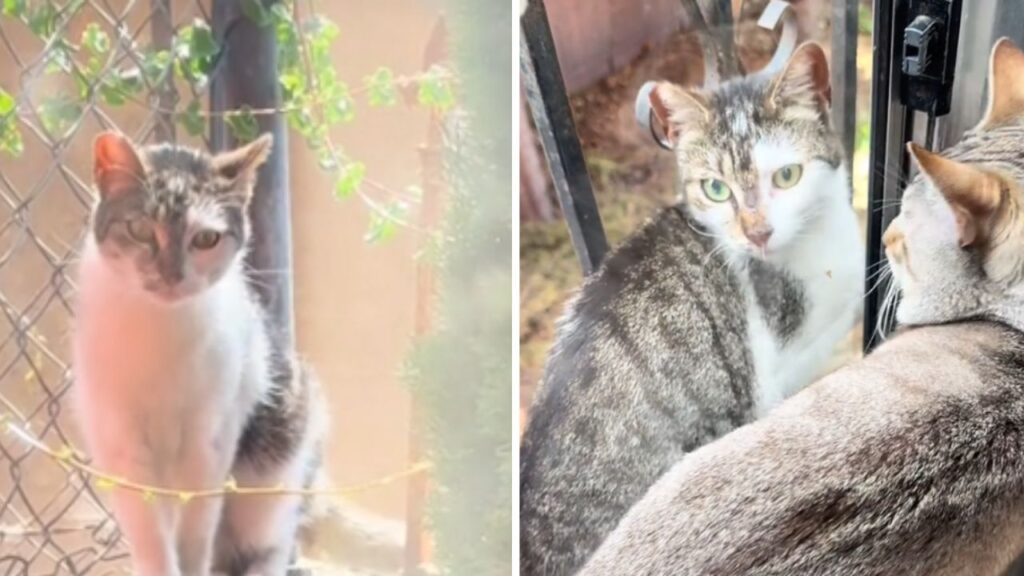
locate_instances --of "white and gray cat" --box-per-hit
[582,38,1024,576]
[519,42,863,575]
[72,132,325,576]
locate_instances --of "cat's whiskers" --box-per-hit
[702,241,729,269]
[870,277,899,348]
[685,218,717,240]
[865,265,892,300]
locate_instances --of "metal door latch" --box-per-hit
[899,0,962,115]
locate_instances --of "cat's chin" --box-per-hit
[144,285,203,306]
[737,241,786,264]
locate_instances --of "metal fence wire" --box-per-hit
[0,1,285,573]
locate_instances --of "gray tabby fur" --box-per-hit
[581,38,1024,576]
[520,42,861,575]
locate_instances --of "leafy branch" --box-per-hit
[0,0,457,243]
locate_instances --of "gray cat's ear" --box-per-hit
[650,82,710,146]
[978,38,1024,130]
[767,42,831,114]
[907,142,1002,247]
[212,133,273,190]
[93,131,146,201]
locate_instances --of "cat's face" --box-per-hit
[885,39,1024,326]
[651,43,843,261]
[91,132,272,304]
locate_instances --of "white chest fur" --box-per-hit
[745,193,865,415]
[71,241,268,485]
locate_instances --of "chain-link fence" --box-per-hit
[0,1,291,573]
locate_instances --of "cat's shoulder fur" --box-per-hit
[581,320,1024,576]
[521,206,766,574]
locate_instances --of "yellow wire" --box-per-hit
[1,412,431,502]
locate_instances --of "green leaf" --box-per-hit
[141,50,172,85]
[2,0,25,18]
[225,106,258,142]
[98,81,126,106]
[0,89,15,116]
[187,22,218,59]
[317,150,339,171]
[179,101,205,136]
[42,41,71,74]
[175,21,219,84]
[364,201,409,244]
[365,67,398,107]
[0,88,23,156]
[324,92,355,124]
[334,161,365,199]
[304,15,339,49]
[26,3,56,37]
[241,0,271,27]
[417,66,455,112]
[279,68,305,99]
[272,5,299,69]
[81,22,109,55]
[37,95,81,138]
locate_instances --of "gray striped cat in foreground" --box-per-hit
[520,42,863,575]
[582,38,1024,576]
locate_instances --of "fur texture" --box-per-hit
[581,38,1024,576]
[519,43,862,575]
[72,133,324,576]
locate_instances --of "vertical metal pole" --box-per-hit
[831,0,857,168]
[149,0,175,142]
[210,0,294,346]
[706,0,742,77]
[863,0,911,352]
[521,0,608,275]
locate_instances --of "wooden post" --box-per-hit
[404,15,449,574]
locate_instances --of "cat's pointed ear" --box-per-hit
[650,82,710,146]
[93,131,146,201]
[978,38,1024,130]
[212,133,273,189]
[767,42,831,113]
[907,142,1003,247]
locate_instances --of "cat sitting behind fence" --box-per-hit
[72,132,324,576]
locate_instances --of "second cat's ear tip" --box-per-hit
[794,41,826,56]
[251,132,274,154]
[906,142,929,161]
[994,37,1021,52]
[991,37,1024,63]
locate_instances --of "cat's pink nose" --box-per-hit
[745,226,773,248]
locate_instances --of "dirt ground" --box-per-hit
[520,26,875,430]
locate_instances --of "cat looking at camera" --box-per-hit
[72,132,324,576]
[520,42,863,575]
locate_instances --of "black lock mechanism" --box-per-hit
[900,0,962,116]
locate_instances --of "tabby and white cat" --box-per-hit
[519,42,863,575]
[72,133,325,576]
[581,38,1024,576]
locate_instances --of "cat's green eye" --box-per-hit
[192,230,222,250]
[701,179,732,202]
[772,164,803,189]
[125,219,154,244]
